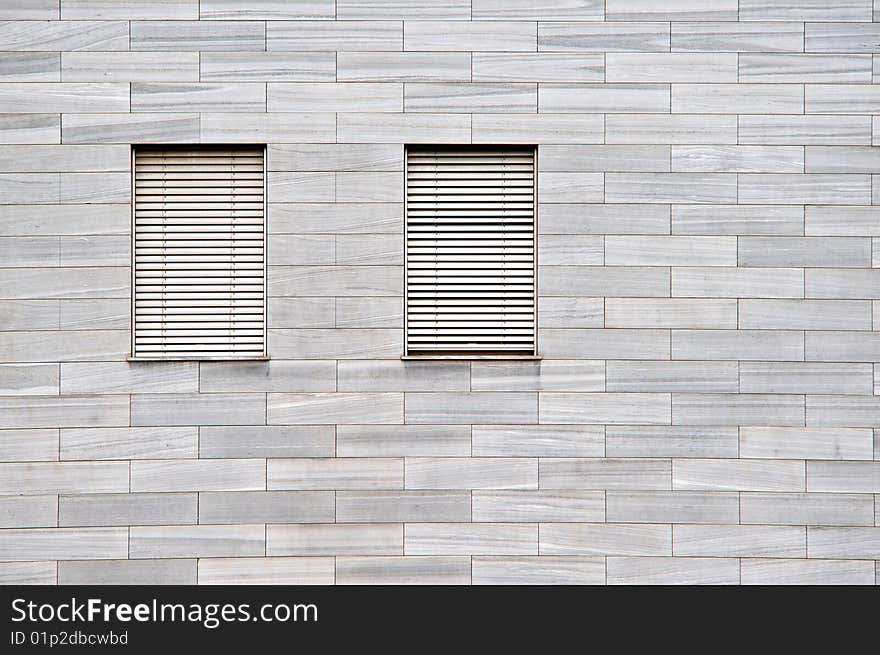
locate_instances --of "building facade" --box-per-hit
[1,0,880,585]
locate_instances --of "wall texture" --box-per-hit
[1,0,880,585]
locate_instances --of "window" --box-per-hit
[405,145,537,358]
[131,146,266,359]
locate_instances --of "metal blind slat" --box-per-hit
[133,147,266,359]
[405,145,536,356]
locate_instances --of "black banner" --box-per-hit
[0,585,872,650]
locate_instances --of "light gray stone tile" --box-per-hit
[132,83,266,113]
[538,235,603,265]
[198,557,334,585]
[200,113,336,143]
[740,54,872,83]
[0,1,58,19]
[406,20,536,51]
[475,54,604,82]
[605,299,737,329]
[338,361,468,392]
[199,0,334,19]
[336,556,470,585]
[605,426,739,458]
[338,0,470,20]
[405,457,537,490]
[130,20,265,51]
[471,361,604,392]
[200,426,334,459]
[539,328,671,360]
[339,112,473,142]
[537,298,604,328]
[61,362,198,394]
[267,298,335,329]
[607,556,740,585]
[268,171,337,202]
[0,527,128,561]
[675,524,805,557]
[267,329,402,359]
[0,331,129,362]
[540,523,671,556]
[739,0,872,21]
[268,234,335,265]
[130,459,265,493]
[338,52,470,82]
[61,427,198,461]
[0,495,57,528]
[673,204,804,236]
[607,173,736,203]
[741,492,875,526]
[404,83,536,113]
[0,83,128,113]
[606,0,737,20]
[0,562,57,585]
[0,114,60,144]
[743,426,873,461]
[0,300,58,331]
[199,491,334,525]
[807,461,880,492]
[268,523,401,556]
[607,53,737,82]
[60,235,129,267]
[61,0,199,19]
[268,83,402,112]
[406,392,537,425]
[269,393,402,424]
[0,53,59,82]
[673,268,804,298]
[199,361,336,393]
[337,491,470,522]
[472,490,605,522]
[739,115,872,145]
[131,393,266,427]
[405,523,537,556]
[200,52,334,82]
[673,393,805,426]
[268,20,401,50]
[0,203,128,236]
[62,113,200,144]
[0,363,58,395]
[59,493,197,527]
[807,206,880,236]
[0,21,128,51]
[0,395,129,429]
[472,0,603,20]
[606,360,738,392]
[740,363,873,395]
[473,425,604,457]
[672,21,805,52]
[539,172,604,202]
[62,52,199,82]
[806,270,880,299]
[336,425,471,457]
[739,299,872,330]
[806,331,880,361]
[540,393,672,425]
[540,458,672,490]
[540,266,669,297]
[741,558,875,585]
[808,526,880,558]
[808,84,880,113]
[539,145,670,172]
[59,559,196,585]
[607,236,737,266]
[336,172,403,202]
[58,299,127,330]
[269,144,402,172]
[0,173,58,204]
[539,21,670,52]
[807,395,880,427]
[607,491,738,524]
[673,459,806,492]
[268,457,403,490]
[0,429,59,462]
[473,556,604,584]
[739,174,871,205]
[672,145,804,172]
[60,172,129,203]
[270,203,402,234]
[471,113,603,144]
[607,115,737,146]
[130,525,265,559]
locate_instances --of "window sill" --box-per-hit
[127,356,271,362]
[401,355,542,361]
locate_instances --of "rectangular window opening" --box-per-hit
[405,145,538,359]
[131,145,267,360]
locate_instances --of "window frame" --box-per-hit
[402,144,541,361]
[128,143,269,362]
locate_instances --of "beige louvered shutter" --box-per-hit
[406,146,537,356]
[132,147,266,359]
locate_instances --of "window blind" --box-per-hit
[405,145,537,356]
[132,146,266,359]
